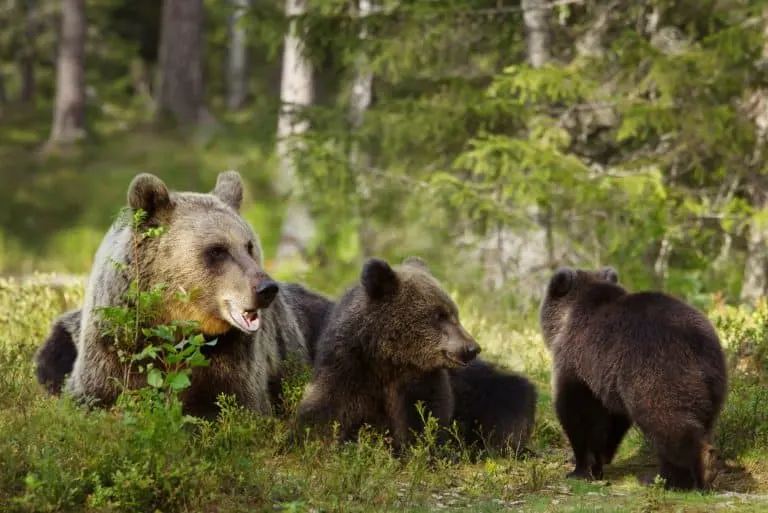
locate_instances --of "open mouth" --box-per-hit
[443,351,470,368]
[228,305,261,332]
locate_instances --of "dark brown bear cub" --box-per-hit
[296,256,481,452]
[539,267,727,491]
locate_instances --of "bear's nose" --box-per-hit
[461,342,481,363]
[255,280,279,308]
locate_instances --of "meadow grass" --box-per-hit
[1,277,768,512]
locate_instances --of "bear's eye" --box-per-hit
[434,308,450,323]
[246,240,254,255]
[205,244,229,262]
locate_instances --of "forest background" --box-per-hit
[2,1,768,511]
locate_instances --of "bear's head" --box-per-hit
[127,170,279,336]
[359,256,481,370]
[538,266,621,349]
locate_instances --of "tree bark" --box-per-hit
[227,0,249,111]
[522,0,550,68]
[350,0,375,257]
[19,0,36,103]
[740,9,768,305]
[48,0,86,146]
[156,0,212,126]
[274,0,315,267]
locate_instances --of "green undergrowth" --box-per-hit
[1,279,768,512]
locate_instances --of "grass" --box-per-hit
[2,278,768,513]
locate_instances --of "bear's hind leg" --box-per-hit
[641,419,708,491]
[554,378,609,480]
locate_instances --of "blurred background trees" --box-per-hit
[1,0,768,314]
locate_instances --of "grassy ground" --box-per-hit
[1,278,768,513]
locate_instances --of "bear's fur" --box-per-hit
[279,282,335,364]
[539,266,728,490]
[63,171,310,418]
[295,256,483,452]
[449,359,537,457]
[34,309,81,395]
[34,280,331,410]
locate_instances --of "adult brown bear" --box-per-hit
[38,171,311,419]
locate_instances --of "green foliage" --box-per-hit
[2,280,768,511]
[710,298,768,457]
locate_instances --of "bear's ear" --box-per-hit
[599,266,619,283]
[361,258,399,300]
[402,256,431,273]
[212,170,244,211]
[547,268,576,299]
[127,173,171,217]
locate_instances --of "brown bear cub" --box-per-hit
[296,256,481,453]
[449,359,537,457]
[539,266,728,491]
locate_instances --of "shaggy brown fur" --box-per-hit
[295,256,481,452]
[60,171,309,419]
[449,359,537,457]
[34,280,331,411]
[539,266,728,490]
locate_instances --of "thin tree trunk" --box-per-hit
[47,0,86,146]
[740,9,768,305]
[522,0,550,68]
[156,0,212,126]
[19,0,36,103]
[741,188,768,304]
[350,0,375,257]
[274,0,315,266]
[227,0,249,111]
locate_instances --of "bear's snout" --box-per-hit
[255,280,280,308]
[442,323,482,365]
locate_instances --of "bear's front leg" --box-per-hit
[554,376,606,480]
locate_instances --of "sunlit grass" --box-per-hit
[1,278,767,512]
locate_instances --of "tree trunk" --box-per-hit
[48,0,86,146]
[227,0,249,111]
[274,0,315,267]
[156,0,211,126]
[521,0,550,68]
[19,0,36,103]
[350,0,375,257]
[740,10,768,305]
[468,0,555,301]
[741,188,768,304]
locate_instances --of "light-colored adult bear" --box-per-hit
[65,170,309,418]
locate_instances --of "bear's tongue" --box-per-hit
[240,310,260,331]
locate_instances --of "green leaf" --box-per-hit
[166,372,192,392]
[147,368,164,389]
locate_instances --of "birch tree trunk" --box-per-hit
[522,0,550,68]
[47,0,86,146]
[227,0,249,111]
[156,0,213,127]
[740,9,768,305]
[350,0,375,257]
[274,0,315,267]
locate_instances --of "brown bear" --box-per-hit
[279,282,335,364]
[295,256,478,452]
[34,309,80,395]
[58,170,310,419]
[34,280,330,414]
[295,256,538,456]
[539,266,728,490]
[449,359,537,457]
